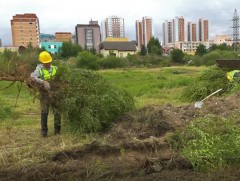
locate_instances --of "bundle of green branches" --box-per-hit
[0,54,135,133]
[180,66,229,102]
[49,66,135,133]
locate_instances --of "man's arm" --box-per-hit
[30,65,50,91]
[30,65,44,84]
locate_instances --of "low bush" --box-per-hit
[168,115,240,171]
[98,56,128,69]
[180,66,228,101]
[55,67,135,133]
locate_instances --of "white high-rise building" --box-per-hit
[162,20,173,46]
[162,16,184,47]
[101,15,125,41]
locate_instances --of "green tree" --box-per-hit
[208,44,218,52]
[76,51,99,70]
[195,44,207,56]
[147,37,162,55]
[209,43,232,52]
[140,45,147,56]
[217,43,231,51]
[170,48,184,63]
[60,41,82,59]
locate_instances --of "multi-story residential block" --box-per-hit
[11,13,40,47]
[75,20,101,52]
[135,16,152,48]
[135,20,143,48]
[0,39,2,47]
[214,35,232,46]
[163,16,184,47]
[55,32,72,42]
[187,22,197,42]
[162,20,173,46]
[173,16,185,43]
[199,18,209,42]
[101,16,125,41]
[142,16,152,47]
[175,41,213,54]
[163,17,209,52]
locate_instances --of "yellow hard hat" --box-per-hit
[39,51,52,63]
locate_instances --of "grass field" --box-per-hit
[0,66,207,177]
[99,66,206,107]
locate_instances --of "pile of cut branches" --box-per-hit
[0,60,135,133]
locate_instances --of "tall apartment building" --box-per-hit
[187,22,197,42]
[162,20,173,46]
[136,16,152,48]
[11,13,40,47]
[101,15,125,41]
[75,20,101,52]
[135,20,143,48]
[199,18,209,42]
[173,16,185,42]
[142,16,152,47]
[55,32,72,42]
[163,16,184,47]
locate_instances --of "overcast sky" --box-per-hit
[0,0,238,46]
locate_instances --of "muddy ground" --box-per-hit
[2,93,240,180]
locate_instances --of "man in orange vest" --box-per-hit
[30,51,61,137]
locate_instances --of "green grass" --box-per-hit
[0,66,207,175]
[168,114,240,171]
[99,66,206,107]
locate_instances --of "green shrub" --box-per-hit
[169,116,240,171]
[55,67,135,133]
[98,56,128,69]
[202,51,221,66]
[76,51,100,70]
[180,66,228,101]
[189,55,204,66]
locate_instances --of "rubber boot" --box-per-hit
[41,111,48,137]
[54,112,61,135]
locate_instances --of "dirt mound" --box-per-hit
[106,92,240,148]
[107,106,183,144]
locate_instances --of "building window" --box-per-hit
[54,45,57,48]
[48,45,51,49]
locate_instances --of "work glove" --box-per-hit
[42,81,50,91]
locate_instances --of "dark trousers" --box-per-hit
[40,93,61,136]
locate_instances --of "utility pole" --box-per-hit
[232,9,239,51]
